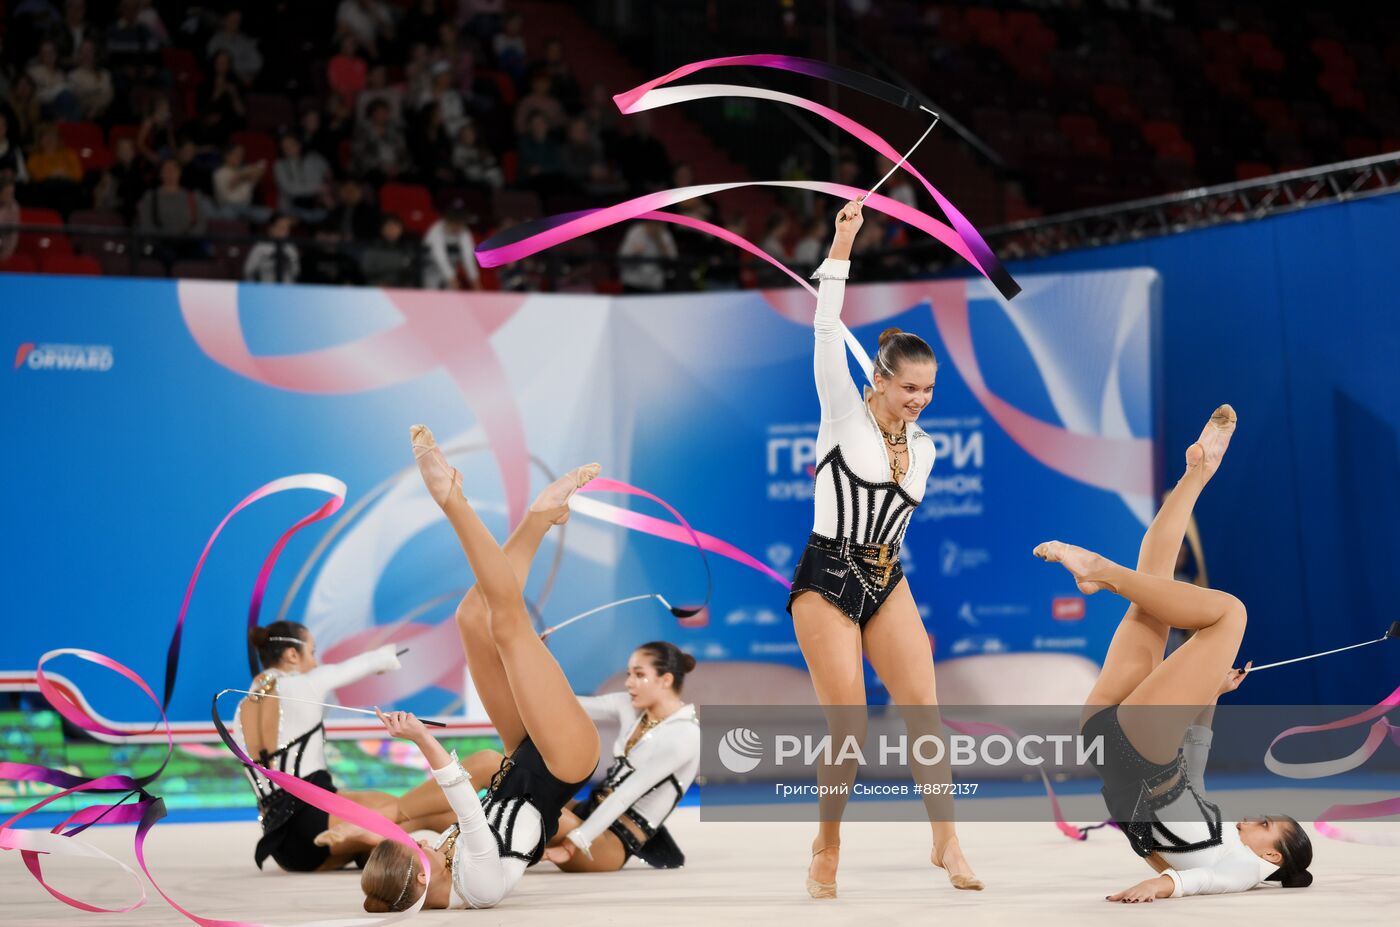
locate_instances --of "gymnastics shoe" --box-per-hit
[1033,541,1116,595]
[806,845,838,900]
[410,424,462,507]
[530,463,602,525]
[933,836,984,891]
[1187,404,1236,481]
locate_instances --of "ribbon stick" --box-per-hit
[218,688,448,727]
[610,54,1020,300]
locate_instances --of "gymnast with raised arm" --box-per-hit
[1034,406,1313,902]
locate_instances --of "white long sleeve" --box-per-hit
[566,720,700,850]
[300,645,401,699]
[1165,849,1271,897]
[576,691,634,725]
[430,756,532,909]
[811,258,863,424]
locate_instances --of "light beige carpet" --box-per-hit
[5,803,1391,926]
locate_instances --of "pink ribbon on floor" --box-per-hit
[3,478,432,924]
[1263,683,1400,844]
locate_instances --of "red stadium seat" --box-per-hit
[59,122,114,172]
[40,254,102,276]
[379,183,438,236]
[0,254,39,274]
[16,209,71,258]
[232,130,279,167]
[1235,161,1273,181]
[501,149,518,185]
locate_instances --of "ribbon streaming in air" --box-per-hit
[610,53,1019,300]
[1263,682,1400,845]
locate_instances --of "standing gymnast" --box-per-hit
[1035,406,1313,901]
[359,426,602,910]
[788,200,982,897]
[235,626,458,871]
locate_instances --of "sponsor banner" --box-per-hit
[1,270,1155,724]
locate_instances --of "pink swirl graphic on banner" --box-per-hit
[176,281,533,527]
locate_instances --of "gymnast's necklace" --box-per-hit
[868,399,909,481]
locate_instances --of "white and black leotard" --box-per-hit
[567,692,701,867]
[788,257,936,626]
[230,645,401,871]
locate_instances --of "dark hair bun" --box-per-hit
[878,327,902,347]
[249,626,270,646]
[1282,869,1313,888]
[638,641,696,694]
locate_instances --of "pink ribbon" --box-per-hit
[1264,683,1400,844]
[610,54,1018,299]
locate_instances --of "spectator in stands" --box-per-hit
[328,178,381,241]
[0,179,19,262]
[613,112,670,194]
[243,212,299,283]
[420,60,468,137]
[275,133,332,222]
[66,38,113,120]
[360,213,415,286]
[458,0,504,40]
[138,158,211,264]
[404,42,434,103]
[352,99,410,183]
[422,208,481,290]
[539,38,581,113]
[175,136,215,196]
[300,106,339,168]
[436,21,475,95]
[398,0,443,51]
[515,69,566,135]
[357,65,403,126]
[206,10,263,86]
[792,214,826,267]
[0,114,28,183]
[875,154,917,209]
[451,120,503,190]
[561,115,609,194]
[580,81,619,147]
[493,12,527,82]
[672,162,715,223]
[27,40,80,122]
[302,224,364,285]
[54,0,93,66]
[195,50,247,147]
[105,0,161,76]
[758,211,793,263]
[133,0,169,46]
[26,123,84,213]
[212,142,271,223]
[6,75,42,147]
[518,111,567,193]
[408,101,455,185]
[137,98,177,164]
[328,36,369,107]
[337,0,395,60]
[618,222,677,293]
[103,136,146,219]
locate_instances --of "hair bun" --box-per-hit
[249,626,270,646]
[1283,869,1313,888]
[878,327,903,348]
[681,654,698,673]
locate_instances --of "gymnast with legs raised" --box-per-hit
[359,426,602,910]
[1035,406,1313,902]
